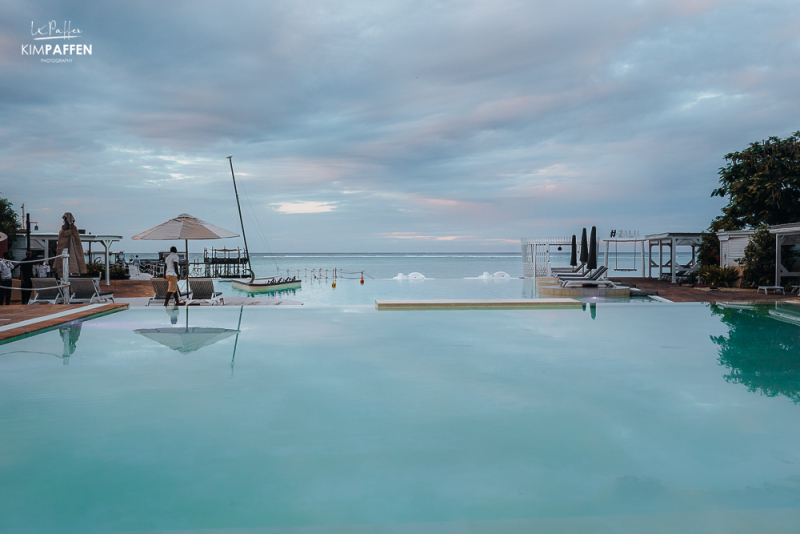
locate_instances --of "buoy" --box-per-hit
[332,281,336,288]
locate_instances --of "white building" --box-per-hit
[715,229,755,268]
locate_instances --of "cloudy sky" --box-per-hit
[1,0,799,252]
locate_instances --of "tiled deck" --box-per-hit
[0,304,129,343]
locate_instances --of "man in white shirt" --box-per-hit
[36,261,49,278]
[164,246,182,306]
[0,252,13,305]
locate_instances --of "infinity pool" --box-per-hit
[1,303,800,533]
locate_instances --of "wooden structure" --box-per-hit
[770,222,800,287]
[645,233,702,284]
[10,232,122,286]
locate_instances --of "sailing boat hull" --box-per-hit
[231,278,302,293]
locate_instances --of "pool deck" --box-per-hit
[616,278,800,303]
[0,303,129,343]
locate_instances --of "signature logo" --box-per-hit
[31,20,82,40]
[22,21,92,61]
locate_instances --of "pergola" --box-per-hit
[18,232,122,286]
[769,222,800,287]
[645,233,702,284]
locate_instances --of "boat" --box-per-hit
[231,276,301,293]
[226,156,301,293]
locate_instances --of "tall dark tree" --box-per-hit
[711,132,800,231]
[0,196,20,244]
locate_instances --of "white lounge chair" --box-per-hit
[28,278,66,304]
[559,267,615,287]
[148,279,191,306]
[69,278,114,304]
[557,266,608,280]
[186,278,223,306]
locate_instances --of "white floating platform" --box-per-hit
[375,298,581,310]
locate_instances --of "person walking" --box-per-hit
[0,252,13,305]
[36,260,49,278]
[19,251,34,305]
[164,246,182,306]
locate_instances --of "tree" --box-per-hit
[696,232,720,267]
[711,132,800,231]
[0,196,20,244]
[738,225,775,288]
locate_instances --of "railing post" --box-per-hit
[62,249,70,304]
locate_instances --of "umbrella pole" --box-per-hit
[185,238,189,297]
[231,305,243,377]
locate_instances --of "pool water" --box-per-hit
[1,303,800,532]
[219,278,658,305]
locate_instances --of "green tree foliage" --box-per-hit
[710,304,800,403]
[738,225,774,288]
[696,232,720,267]
[711,132,800,231]
[0,197,20,243]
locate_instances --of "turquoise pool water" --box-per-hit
[219,278,657,305]
[2,303,800,532]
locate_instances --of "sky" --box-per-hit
[1,0,799,253]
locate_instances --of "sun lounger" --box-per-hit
[28,278,66,304]
[559,267,614,287]
[148,279,191,306]
[561,278,616,288]
[557,266,608,280]
[758,286,785,295]
[68,278,115,304]
[186,278,223,306]
[551,265,585,275]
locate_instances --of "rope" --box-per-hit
[7,253,65,264]
[10,284,69,292]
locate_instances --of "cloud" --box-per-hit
[381,232,473,241]
[1,0,799,251]
[271,201,338,214]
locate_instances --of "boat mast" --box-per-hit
[226,156,252,275]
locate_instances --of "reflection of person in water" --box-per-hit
[165,306,179,325]
[59,321,82,365]
[710,304,800,403]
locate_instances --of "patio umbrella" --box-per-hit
[579,228,588,265]
[588,226,598,270]
[132,213,239,282]
[569,235,577,267]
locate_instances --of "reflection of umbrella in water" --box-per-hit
[135,327,239,354]
[134,307,243,357]
[59,321,82,365]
